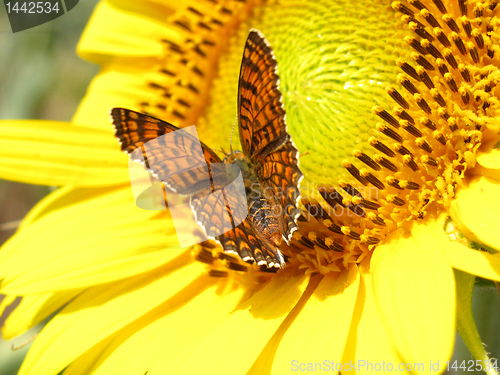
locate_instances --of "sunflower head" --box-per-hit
[2,0,500,373]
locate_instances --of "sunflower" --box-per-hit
[1,0,500,374]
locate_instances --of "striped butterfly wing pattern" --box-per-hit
[112,108,223,195]
[258,141,302,242]
[238,30,303,244]
[112,107,281,267]
[238,30,289,162]
[112,108,239,239]
[112,29,303,269]
[217,219,282,268]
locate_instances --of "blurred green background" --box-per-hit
[0,1,99,373]
[0,0,499,374]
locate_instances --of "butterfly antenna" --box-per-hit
[229,114,238,153]
[210,147,226,153]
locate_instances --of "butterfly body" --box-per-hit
[223,151,255,189]
[224,151,283,247]
[112,29,302,269]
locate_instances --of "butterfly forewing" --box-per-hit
[238,30,289,162]
[112,108,224,195]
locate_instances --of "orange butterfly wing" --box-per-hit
[237,30,303,243]
[112,108,224,195]
[112,108,250,252]
[218,219,284,268]
[111,29,303,269]
[190,164,248,240]
[237,30,289,162]
[258,141,302,242]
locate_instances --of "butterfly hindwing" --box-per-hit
[258,140,303,242]
[190,189,234,239]
[190,163,248,240]
[217,219,284,268]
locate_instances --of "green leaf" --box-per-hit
[455,269,499,375]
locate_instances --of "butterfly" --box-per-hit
[111,29,303,268]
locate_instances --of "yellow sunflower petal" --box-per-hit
[77,1,180,64]
[72,67,173,130]
[174,269,308,374]
[17,257,201,375]
[2,290,82,339]
[63,334,117,375]
[477,149,500,171]
[19,186,76,228]
[342,259,405,374]
[450,176,500,252]
[268,264,359,372]
[247,274,323,374]
[371,221,455,368]
[19,186,114,229]
[0,120,128,186]
[442,241,500,282]
[0,187,181,294]
[79,276,242,375]
[409,211,500,281]
[475,149,500,180]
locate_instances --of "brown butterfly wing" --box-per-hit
[111,108,224,195]
[237,29,289,162]
[112,28,303,270]
[217,219,284,268]
[258,140,303,242]
[112,108,252,256]
[238,30,303,246]
[189,190,234,240]
[190,164,248,239]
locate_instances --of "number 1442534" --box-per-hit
[5,2,60,13]
[446,359,499,372]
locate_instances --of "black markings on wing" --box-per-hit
[111,28,304,271]
[217,219,285,268]
[191,167,248,240]
[237,29,289,162]
[258,141,303,243]
[111,108,223,195]
[190,189,234,239]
